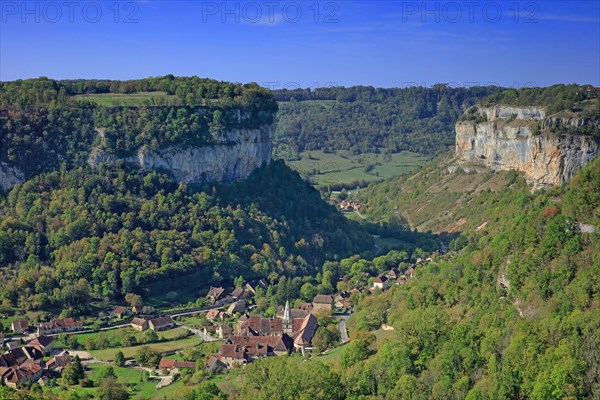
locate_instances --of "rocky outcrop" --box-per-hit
[455,106,599,190]
[0,162,24,191]
[89,125,273,184]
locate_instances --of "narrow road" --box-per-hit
[336,315,349,344]
[178,324,221,342]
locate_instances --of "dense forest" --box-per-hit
[0,76,278,110]
[272,85,503,158]
[480,83,600,115]
[0,161,373,313]
[0,77,277,178]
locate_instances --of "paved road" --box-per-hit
[178,324,221,342]
[23,301,233,341]
[337,315,349,344]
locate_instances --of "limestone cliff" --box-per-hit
[89,124,273,184]
[455,106,599,189]
[0,162,24,192]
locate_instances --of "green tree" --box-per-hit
[114,351,125,367]
[300,282,317,301]
[342,333,375,368]
[135,346,160,367]
[187,382,227,400]
[125,293,143,308]
[97,377,129,400]
[98,366,117,381]
[61,355,85,385]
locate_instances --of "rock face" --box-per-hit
[89,125,274,184]
[455,106,599,189]
[0,162,24,191]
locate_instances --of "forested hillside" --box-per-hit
[479,83,600,116]
[272,85,503,158]
[0,77,277,178]
[0,161,372,313]
[235,155,600,400]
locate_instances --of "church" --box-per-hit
[218,301,318,368]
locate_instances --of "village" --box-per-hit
[0,255,439,392]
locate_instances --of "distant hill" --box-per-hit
[0,76,277,184]
[272,85,504,158]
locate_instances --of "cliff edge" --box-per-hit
[455,105,599,190]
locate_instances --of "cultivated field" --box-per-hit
[286,150,430,189]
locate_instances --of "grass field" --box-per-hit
[286,150,430,189]
[318,345,347,369]
[175,315,206,327]
[90,335,202,360]
[41,363,189,399]
[59,327,190,348]
[74,91,180,107]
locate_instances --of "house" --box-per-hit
[405,267,415,279]
[46,353,72,371]
[21,346,44,362]
[293,313,318,355]
[244,279,268,295]
[206,287,225,304]
[130,318,149,332]
[350,287,363,295]
[5,341,18,351]
[227,335,293,358]
[206,309,224,321]
[158,358,196,374]
[219,344,247,368]
[11,319,28,334]
[37,376,50,387]
[227,300,246,316]
[36,318,83,335]
[386,268,401,280]
[373,275,389,290]
[111,306,131,319]
[237,316,283,337]
[2,366,36,389]
[334,292,351,309]
[206,356,227,373]
[230,287,250,300]
[149,316,176,332]
[218,335,293,368]
[132,305,155,315]
[312,294,334,314]
[216,324,233,339]
[1,358,43,389]
[28,336,54,354]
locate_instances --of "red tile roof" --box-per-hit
[28,336,53,348]
[12,319,28,330]
[220,344,246,359]
[294,314,318,346]
[206,309,223,320]
[159,358,176,369]
[242,316,283,336]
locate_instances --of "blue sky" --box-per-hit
[1,1,599,88]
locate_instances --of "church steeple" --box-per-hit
[283,300,292,333]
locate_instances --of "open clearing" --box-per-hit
[74,91,179,107]
[286,150,430,188]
